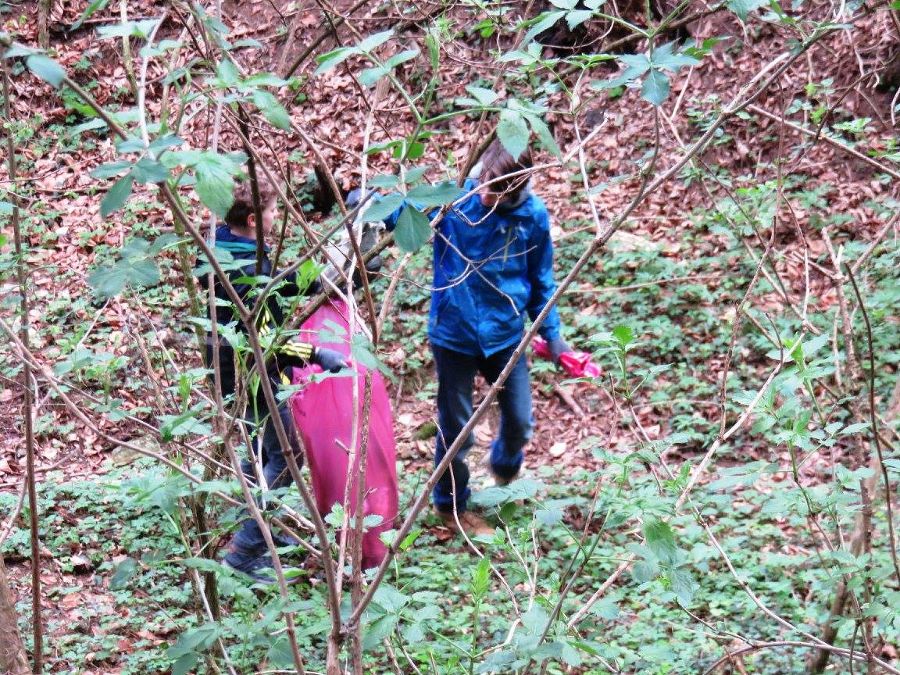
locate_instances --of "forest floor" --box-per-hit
[1,0,898,673]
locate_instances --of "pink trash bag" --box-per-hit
[290,300,399,569]
[532,337,602,379]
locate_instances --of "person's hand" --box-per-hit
[312,347,348,373]
[547,337,572,365]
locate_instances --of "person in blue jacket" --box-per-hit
[383,139,571,536]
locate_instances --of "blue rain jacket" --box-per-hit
[387,179,562,357]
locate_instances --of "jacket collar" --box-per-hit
[213,224,269,252]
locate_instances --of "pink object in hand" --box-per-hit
[532,337,602,379]
[290,300,398,569]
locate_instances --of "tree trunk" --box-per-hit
[0,556,29,675]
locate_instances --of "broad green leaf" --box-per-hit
[131,157,169,184]
[96,19,161,39]
[362,193,404,222]
[358,65,389,87]
[550,0,579,8]
[651,41,701,71]
[465,85,498,106]
[368,174,399,189]
[315,47,356,74]
[91,161,132,179]
[407,181,464,207]
[727,0,767,21]
[643,518,677,562]
[26,54,65,88]
[109,557,138,590]
[362,614,398,651]
[0,201,15,215]
[384,48,419,69]
[357,29,394,53]
[215,57,240,87]
[251,90,291,130]
[148,134,184,153]
[393,206,431,252]
[472,556,490,598]
[612,324,634,346]
[526,114,561,158]
[242,72,288,87]
[566,9,594,30]
[101,175,134,218]
[641,68,670,106]
[497,109,530,161]
[523,10,566,45]
[71,0,109,30]
[193,152,240,217]
[171,653,198,675]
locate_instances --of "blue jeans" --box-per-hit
[432,343,533,513]
[231,382,302,556]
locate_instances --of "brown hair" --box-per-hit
[478,139,533,201]
[225,177,279,228]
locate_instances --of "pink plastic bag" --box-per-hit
[532,337,602,379]
[290,300,398,569]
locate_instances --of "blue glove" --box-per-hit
[548,337,571,365]
[312,346,348,373]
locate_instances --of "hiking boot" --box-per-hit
[490,468,519,487]
[223,549,302,586]
[272,531,301,550]
[435,509,495,538]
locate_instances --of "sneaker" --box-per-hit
[435,509,495,538]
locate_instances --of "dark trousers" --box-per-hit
[208,346,302,556]
[431,342,533,513]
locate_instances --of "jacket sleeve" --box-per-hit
[525,208,562,342]
[256,304,318,370]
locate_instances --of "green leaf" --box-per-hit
[727,0,767,21]
[101,175,134,218]
[368,174,399,189]
[325,502,345,527]
[566,9,594,30]
[358,65,389,87]
[497,109,530,161]
[651,41,701,71]
[251,90,291,130]
[71,0,110,30]
[472,556,490,598]
[171,653,198,675]
[0,201,15,215]
[91,161,132,179]
[394,206,431,253]
[96,19,161,39]
[407,181,464,207]
[193,152,240,217]
[522,10,566,45]
[315,47,357,74]
[215,57,240,87]
[357,29,394,53]
[362,614,398,651]
[465,85,497,106]
[611,324,634,346]
[644,518,677,562]
[525,114,561,158]
[641,68,670,106]
[131,157,169,184]
[355,191,400,221]
[109,557,138,590]
[26,54,65,88]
